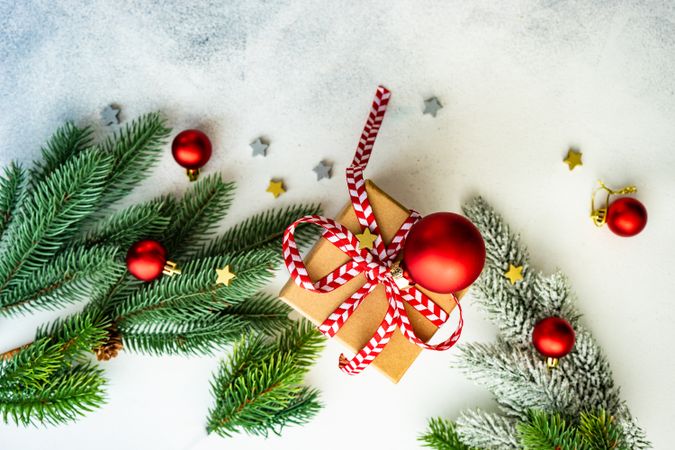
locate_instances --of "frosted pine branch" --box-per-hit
[436,196,651,449]
[456,409,519,449]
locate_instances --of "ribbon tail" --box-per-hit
[338,300,398,375]
[403,287,449,326]
[399,291,464,351]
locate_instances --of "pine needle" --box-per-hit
[30,123,94,184]
[75,197,175,249]
[0,162,26,239]
[164,173,235,257]
[95,112,170,209]
[198,204,322,257]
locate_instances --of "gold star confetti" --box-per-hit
[215,265,236,286]
[504,264,524,285]
[355,228,377,250]
[563,148,583,171]
[266,180,285,198]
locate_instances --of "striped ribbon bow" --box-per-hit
[282,86,463,375]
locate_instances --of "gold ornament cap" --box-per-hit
[546,357,559,370]
[163,260,182,276]
[590,181,637,227]
[186,168,200,182]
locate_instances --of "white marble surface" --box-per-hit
[1,1,674,449]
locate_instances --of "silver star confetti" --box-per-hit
[250,137,269,157]
[313,160,332,181]
[423,97,443,117]
[101,104,120,126]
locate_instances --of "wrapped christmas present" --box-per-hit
[280,87,485,383]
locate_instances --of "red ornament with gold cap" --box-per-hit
[532,316,575,369]
[126,239,181,282]
[591,181,647,237]
[171,129,212,181]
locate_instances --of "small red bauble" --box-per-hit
[126,239,168,282]
[532,316,575,360]
[402,212,486,293]
[171,129,212,181]
[606,197,647,237]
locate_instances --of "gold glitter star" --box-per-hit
[504,264,524,285]
[266,180,285,198]
[355,228,377,251]
[215,265,236,286]
[563,149,583,171]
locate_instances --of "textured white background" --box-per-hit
[1,1,674,449]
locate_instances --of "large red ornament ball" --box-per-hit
[126,239,167,282]
[171,129,212,170]
[606,197,647,237]
[402,212,486,293]
[532,316,576,359]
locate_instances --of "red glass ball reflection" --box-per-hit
[532,316,575,359]
[402,212,486,293]
[126,239,167,282]
[171,129,212,170]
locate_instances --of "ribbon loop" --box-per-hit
[282,86,464,376]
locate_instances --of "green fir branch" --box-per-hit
[164,173,235,257]
[119,293,291,356]
[0,162,26,239]
[113,249,279,327]
[95,112,170,209]
[75,198,175,249]
[30,123,93,184]
[419,418,476,450]
[35,311,110,360]
[273,320,325,370]
[0,338,65,390]
[0,246,125,316]
[0,312,109,426]
[259,386,321,433]
[222,293,291,336]
[206,322,324,437]
[0,150,113,290]
[119,316,247,356]
[517,410,580,450]
[198,204,322,258]
[0,363,106,426]
[578,410,626,450]
[0,112,326,430]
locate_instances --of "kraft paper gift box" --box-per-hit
[279,180,465,383]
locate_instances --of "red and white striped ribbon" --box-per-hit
[282,86,463,375]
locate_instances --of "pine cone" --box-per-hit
[95,325,123,361]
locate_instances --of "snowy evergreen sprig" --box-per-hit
[422,196,649,449]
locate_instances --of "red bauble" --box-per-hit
[532,316,575,359]
[171,129,212,181]
[126,239,167,282]
[605,197,647,237]
[402,212,486,293]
